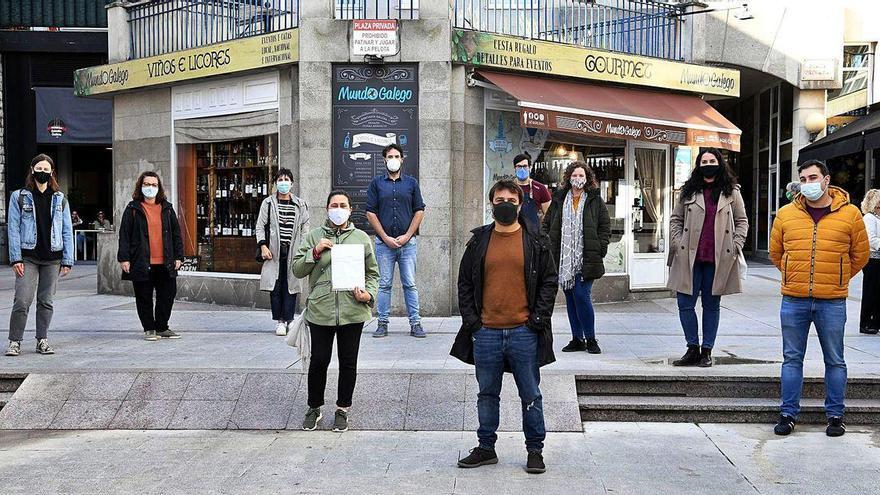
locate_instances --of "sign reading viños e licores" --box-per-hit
[351,20,398,57]
[74,28,299,96]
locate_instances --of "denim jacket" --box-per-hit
[7,188,75,267]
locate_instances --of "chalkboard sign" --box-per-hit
[332,64,419,234]
[180,256,200,272]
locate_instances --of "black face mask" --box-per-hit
[701,165,720,179]
[33,171,51,184]
[493,201,519,226]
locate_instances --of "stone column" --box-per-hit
[106,1,131,63]
[791,89,827,179]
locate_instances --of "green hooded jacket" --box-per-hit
[292,220,379,327]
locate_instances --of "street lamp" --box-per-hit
[805,113,827,143]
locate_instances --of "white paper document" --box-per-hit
[331,244,366,291]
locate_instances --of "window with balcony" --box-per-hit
[335,0,419,20]
[828,44,871,101]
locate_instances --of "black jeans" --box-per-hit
[307,321,364,408]
[860,258,880,330]
[270,252,297,322]
[132,264,177,332]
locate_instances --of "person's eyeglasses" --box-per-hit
[514,165,529,169]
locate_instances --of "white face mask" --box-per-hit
[142,186,159,199]
[800,181,825,201]
[570,177,587,189]
[328,207,351,226]
[386,158,402,173]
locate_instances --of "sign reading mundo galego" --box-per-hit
[452,29,740,97]
[74,29,299,96]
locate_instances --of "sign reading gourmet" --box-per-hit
[452,29,740,97]
[74,28,299,96]
[332,64,419,232]
[522,109,740,152]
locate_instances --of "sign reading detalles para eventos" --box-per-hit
[331,64,419,233]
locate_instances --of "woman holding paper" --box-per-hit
[292,190,379,433]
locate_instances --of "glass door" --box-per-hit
[628,142,671,289]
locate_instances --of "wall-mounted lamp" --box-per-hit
[670,2,753,20]
[805,113,827,143]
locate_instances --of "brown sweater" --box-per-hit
[142,202,164,265]
[481,227,529,329]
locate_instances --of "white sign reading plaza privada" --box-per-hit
[351,20,398,57]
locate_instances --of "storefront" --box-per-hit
[461,40,742,295]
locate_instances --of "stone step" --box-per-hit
[0,373,26,393]
[579,396,880,424]
[576,375,880,400]
[0,392,12,411]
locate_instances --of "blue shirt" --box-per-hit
[365,174,425,238]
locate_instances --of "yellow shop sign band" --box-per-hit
[75,29,299,96]
[452,29,740,97]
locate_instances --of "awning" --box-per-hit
[174,109,279,144]
[35,87,112,145]
[476,71,741,152]
[797,110,880,164]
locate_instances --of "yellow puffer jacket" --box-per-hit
[769,186,869,299]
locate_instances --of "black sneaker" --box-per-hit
[826,416,846,437]
[774,414,796,436]
[333,409,349,432]
[561,339,586,352]
[156,330,181,339]
[525,451,545,474]
[457,447,498,468]
[302,407,322,431]
[585,338,602,354]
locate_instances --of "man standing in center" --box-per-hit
[366,143,426,338]
[451,179,558,474]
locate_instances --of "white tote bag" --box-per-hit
[737,249,748,281]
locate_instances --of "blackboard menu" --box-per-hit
[332,64,419,233]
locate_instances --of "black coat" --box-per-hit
[117,200,184,282]
[450,218,559,369]
[544,187,611,281]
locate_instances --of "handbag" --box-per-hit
[255,205,271,262]
[737,249,748,281]
[286,314,311,370]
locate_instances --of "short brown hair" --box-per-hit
[26,153,61,192]
[562,161,598,191]
[488,179,524,204]
[132,171,168,203]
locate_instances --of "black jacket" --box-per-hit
[450,218,558,369]
[544,187,611,281]
[117,200,184,282]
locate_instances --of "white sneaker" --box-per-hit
[275,322,288,336]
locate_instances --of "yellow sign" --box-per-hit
[452,29,740,97]
[75,29,299,96]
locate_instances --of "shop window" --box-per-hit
[177,134,277,274]
[780,84,793,143]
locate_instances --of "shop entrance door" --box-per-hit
[628,142,671,289]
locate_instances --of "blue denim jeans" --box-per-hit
[676,261,721,349]
[375,236,421,326]
[473,326,545,453]
[563,274,595,340]
[780,296,848,418]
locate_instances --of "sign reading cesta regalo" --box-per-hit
[74,29,299,96]
[452,29,740,97]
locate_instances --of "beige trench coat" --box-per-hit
[667,186,749,296]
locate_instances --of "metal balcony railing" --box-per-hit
[334,0,418,20]
[128,0,299,59]
[452,0,686,61]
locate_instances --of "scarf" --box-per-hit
[559,189,585,290]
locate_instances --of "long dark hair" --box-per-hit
[26,154,61,192]
[132,171,168,203]
[680,148,737,201]
[561,161,598,192]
